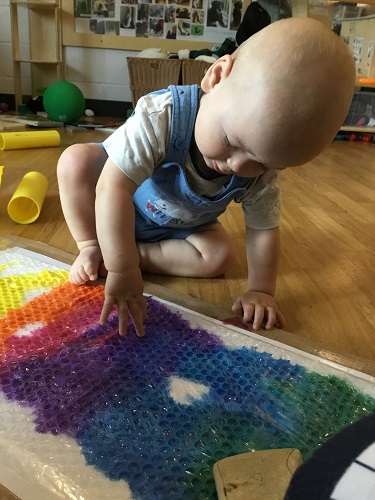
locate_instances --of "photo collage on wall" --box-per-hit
[74,0,241,42]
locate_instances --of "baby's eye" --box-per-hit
[223,136,232,147]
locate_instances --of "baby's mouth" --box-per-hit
[213,161,232,175]
[212,161,221,173]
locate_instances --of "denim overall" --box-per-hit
[133,84,251,234]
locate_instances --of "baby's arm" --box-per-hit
[95,159,147,337]
[232,226,286,331]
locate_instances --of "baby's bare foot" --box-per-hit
[69,245,107,285]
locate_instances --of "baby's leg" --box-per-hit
[138,223,236,278]
[57,143,108,284]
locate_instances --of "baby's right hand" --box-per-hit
[100,268,147,337]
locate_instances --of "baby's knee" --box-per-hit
[204,245,236,277]
[57,143,100,184]
[57,144,85,181]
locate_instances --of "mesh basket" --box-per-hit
[127,57,182,107]
[181,59,211,86]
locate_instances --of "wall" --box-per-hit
[63,45,138,102]
[0,0,313,106]
[0,0,138,104]
[0,0,275,105]
[2,0,374,106]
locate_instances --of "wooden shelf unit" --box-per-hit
[356,81,375,89]
[10,0,63,108]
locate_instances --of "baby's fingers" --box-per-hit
[241,303,257,324]
[251,303,265,330]
[264,308,276,330]
[263,308,287,330]
[100,297,116,327]
[117,301,130,336]
[231,297,244,316]
[127,298,147,338]
[275,309,287,330]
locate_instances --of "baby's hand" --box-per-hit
[232,290,286,331]
[100,268,147,337]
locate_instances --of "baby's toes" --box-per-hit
[98,262,108,278]
[83,262,98,282]
[69,266,88,285]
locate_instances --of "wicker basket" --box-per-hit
[181,59,211,86]
[127,57,182,107]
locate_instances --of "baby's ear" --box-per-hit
[200,55,233,92]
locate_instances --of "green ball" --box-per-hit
[43,81,85,124]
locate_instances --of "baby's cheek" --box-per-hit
[240,163,266,178]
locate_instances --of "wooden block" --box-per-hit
[213,448,303,500]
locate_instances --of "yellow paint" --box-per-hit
[0,270,68,316]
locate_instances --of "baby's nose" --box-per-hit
[227,151,248,170]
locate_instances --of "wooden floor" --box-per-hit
[1,127,374,365]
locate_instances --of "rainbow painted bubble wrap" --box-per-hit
[1,245,375,499]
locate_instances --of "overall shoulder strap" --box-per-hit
[164,84,200,166]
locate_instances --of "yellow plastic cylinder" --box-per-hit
[7,172,48,224]
[0,130,60,150]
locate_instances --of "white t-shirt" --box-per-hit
[103,90,281,230]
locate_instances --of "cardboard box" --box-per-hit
[341,15,375,78]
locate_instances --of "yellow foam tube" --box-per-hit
[7,171,48,224]
[0,130,60,150]
[0,166,3,186]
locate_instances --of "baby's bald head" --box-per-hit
[227,18,355,166]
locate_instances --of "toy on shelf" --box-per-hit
[359,78,375,85]
[0,102,9,113]
[335,131,375,143]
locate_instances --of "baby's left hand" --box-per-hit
[232,290,286,331]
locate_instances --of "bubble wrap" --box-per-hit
[0,246,375,499]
